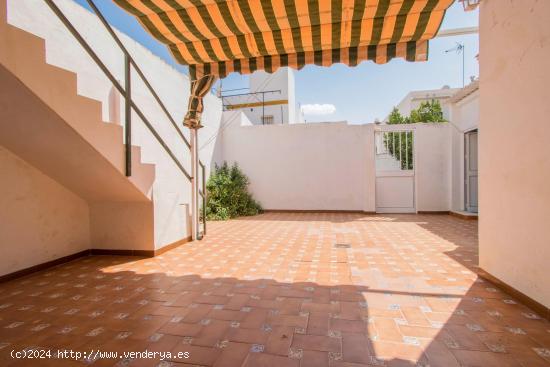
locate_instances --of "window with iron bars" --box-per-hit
[262,115,274,125]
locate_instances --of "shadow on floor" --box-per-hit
[0,213,548,366]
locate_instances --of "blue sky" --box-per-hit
[75,0,478,124]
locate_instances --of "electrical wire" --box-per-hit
[199,71,281,151]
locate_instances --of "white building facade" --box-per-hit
[448,81,479,213]
[387,86,460,122]
[221,68,305,125]
[213,81,480,216]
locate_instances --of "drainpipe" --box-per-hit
[190,128,202,241]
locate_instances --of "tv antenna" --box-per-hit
[445,42,465,87]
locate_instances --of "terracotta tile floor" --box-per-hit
[1,213,549,366]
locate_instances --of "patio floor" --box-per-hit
[0,213,548,366]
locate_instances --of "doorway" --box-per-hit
[375,128,415,213]
[465,129,478,213]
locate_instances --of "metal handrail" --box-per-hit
[43,0,208,233]
[199,160,207,236]
[84,0,191,150]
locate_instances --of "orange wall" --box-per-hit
[479,0,550,307]
[0,145,90,276]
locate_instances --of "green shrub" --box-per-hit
[385,100,447,169]
[388,100,446,125]
[205,162,262,220]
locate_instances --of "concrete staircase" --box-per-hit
[0,0,192,256]
[0,1,155,202]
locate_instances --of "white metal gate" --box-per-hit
[375,128,415,213]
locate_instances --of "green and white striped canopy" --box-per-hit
[114,0,453,127]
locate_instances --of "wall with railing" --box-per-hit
[218,115,453,212]
[7,0,223,248]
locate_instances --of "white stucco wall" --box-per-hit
[479,0,550,307]
[219,119,373,211]
[0,145,90,276]
[450,90,479,211]
[243,103,288,125]
[7,0,223,249]
[392,88,458,122]
[286,68,297,124]
[249,69,291,124]
[219,115,451,213]
[223,68,301,125]
[414,124,452,212]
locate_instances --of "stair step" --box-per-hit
[0,20,155,200]
[0,25,46,72]
[129,145,155,196]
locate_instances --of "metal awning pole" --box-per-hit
[185,74,216,241]
[190,128,201,241]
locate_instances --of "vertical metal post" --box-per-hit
[405,131,409,169]
[392,132,396,157]
[462,45,465,87]
[411,131,414,168]
[190,128,201,240]
[201,163,206,236]
[262,92,265,124]
[399,131,403,169]
[124,53,132,176]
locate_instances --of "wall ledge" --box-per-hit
[0,236,193,283]
[262,209,376,214]
[0,249,89,283]
[416,210,479,220]
[263,210,480,219]
[450,210,478,220]
[477,268,549,321]
[417,210,451,214]
[154,236,192,256]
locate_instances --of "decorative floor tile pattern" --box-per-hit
[1,213,549,366]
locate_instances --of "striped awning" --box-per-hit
[113,0,453,127]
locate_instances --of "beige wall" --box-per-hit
[4,0,223,251]
[220,118,373,212]
[479,0,550,307]
[415,124,452,212]
[0,145,90,276]
[89,202,153,251]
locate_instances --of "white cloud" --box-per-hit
[301,103,336,116]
